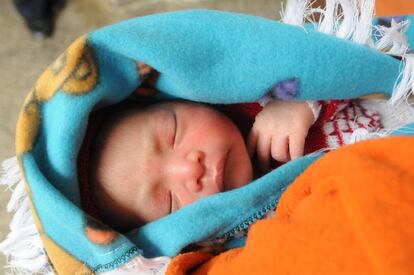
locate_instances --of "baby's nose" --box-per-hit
[168,150,205,192]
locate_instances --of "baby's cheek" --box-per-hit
[225,145,253,190]
[144,191,171,222]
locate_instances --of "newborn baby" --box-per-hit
[88,100,315,231]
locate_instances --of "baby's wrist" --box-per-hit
[258,94,273,107]
[257,95,321,124]
[305,100,321,123]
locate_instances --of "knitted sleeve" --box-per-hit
[314,100,351,125]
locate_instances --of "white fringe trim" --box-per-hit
[335,0,357,39]
[100,255,170,275]
[349,127,388,143]
[281,0,376,44]
[280,0,414,111]
[317,0,338,35]
[374,19,410,56]
[390,54,414,106]
[0,157,53,275]
[351,0,375,45]
[348,123,414,143]
[280,0,313,27]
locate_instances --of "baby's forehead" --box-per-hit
[103,102,182,146]
[115,100,202,124]
[100,100,211,146]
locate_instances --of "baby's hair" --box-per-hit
[87,101,155,231]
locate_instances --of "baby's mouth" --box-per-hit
[214,149,229,192]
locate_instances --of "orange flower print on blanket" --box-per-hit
[85,216,118,245]
[16,90,41,155]
[16,36,98,156]
[35,35,98,100]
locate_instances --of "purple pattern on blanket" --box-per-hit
[270,78,299,100]
[381,16,405,24]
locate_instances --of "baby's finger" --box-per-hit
[270,135,290,163]
[247,129,258,158]
[256,135,271,172]
[289,132,306,160]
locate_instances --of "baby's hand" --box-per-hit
[247,100,314,172]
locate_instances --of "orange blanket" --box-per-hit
[167,136,414,275]
[376,0,414,16]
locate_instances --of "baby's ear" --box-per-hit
[84,215,118,245]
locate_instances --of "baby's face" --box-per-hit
[93,101,253,230]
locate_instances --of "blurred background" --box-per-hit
[0,0,284,270]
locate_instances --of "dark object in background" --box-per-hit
[12,0,66,38]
